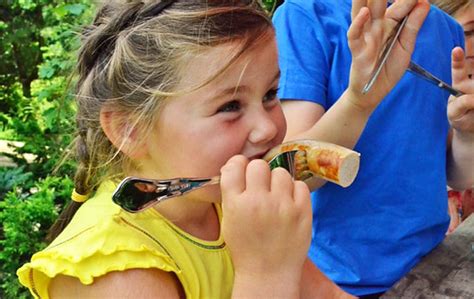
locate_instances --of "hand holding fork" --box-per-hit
[346,0,430,110]
[448,47,474,134]
[363,16,464,97]
[362,13,473,133]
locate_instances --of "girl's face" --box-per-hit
[454,3,474,78]
[140,31,286,203]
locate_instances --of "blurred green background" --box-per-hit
[0,0,280,297]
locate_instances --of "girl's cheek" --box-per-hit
[274,106,287,141]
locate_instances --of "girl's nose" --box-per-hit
[248,109,279,145]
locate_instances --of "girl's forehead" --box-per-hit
[167,36,277,109]
[177,35,276,90]
[182,43,242,82]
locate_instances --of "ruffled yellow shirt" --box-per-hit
[17,181,234,298]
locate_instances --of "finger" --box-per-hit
[448,95,474,121]
[394,0,430,55]
[367,0,387,20]
[351,0,367,21]
[348,7,370,56]
[451,47,469,87]
[270,167,294,197]
[220,155,248,198]
[385,0,418,22]
[293,180,310,209]
[245,159,271,192]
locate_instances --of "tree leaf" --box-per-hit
[64,4,86,16]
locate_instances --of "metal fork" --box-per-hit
[362,16,464,97]
[362,16,408,94]
[112,150,302,213]
[407,61,464,97]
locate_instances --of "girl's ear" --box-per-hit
[99,107,148,159]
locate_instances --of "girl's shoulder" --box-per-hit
[48,267,185,298]
[17,181,180,298]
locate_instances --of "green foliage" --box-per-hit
[0,174,73,298]
[0,0,93,297]
[0,167,33,198]
[0,0,94,178]
[259,0,283,15]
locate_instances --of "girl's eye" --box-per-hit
[263,88,279,103]
[217,100,241,113]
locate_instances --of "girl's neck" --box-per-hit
[153,199,220,241]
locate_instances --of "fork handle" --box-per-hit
[408,62,464,97]
[176,176,220,194]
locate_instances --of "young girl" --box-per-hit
[17,0,432,298]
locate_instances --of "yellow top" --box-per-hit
[17,181,233,299]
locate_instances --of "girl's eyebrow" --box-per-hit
[211,70,281,100]
[213,85,250,100]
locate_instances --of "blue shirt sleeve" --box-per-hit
[273,1,331,109]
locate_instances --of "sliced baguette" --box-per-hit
[263,139,360,188]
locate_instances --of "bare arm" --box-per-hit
[282,101,328,189]
[283,101,326,141]
[300,258,356,299]
[49,269,185,299]
[283,91,373,149]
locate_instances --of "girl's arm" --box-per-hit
[300,258,356,299]
[49,269,185,299]
[446,47,474,190]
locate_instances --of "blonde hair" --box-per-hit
[48,0,272,240]
[429,0,473,16]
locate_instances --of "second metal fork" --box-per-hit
[407,61,464,97]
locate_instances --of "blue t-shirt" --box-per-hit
[273,0,465,296]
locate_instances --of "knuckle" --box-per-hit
[294,180,309,192]
[232,154,249,164]
[271,167,292,179]
[248,159,269,170]
[222,155,248,171]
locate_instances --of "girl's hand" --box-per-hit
[346,0,430,110]
[220,155,311,293]
[448,47,474,136]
